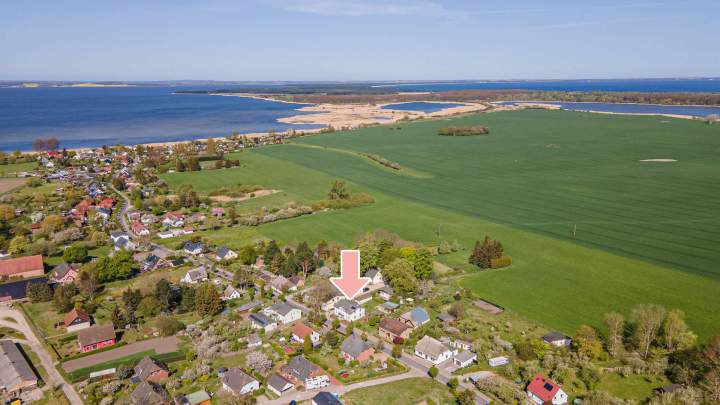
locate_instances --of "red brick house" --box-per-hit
[77,324,116,353]
[378,318,412,343]
[0,255,45,279]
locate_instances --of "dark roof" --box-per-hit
[184,242,204,252]
[269,301,297,316]
[134,356,169,381]
[379,317,411,335]
[77,324,115,347]
[0,277,49,300]
[287,356,320,381]
[542,332,570,342]
[131,380,170,405]
[52,262,77,279]
[365,268,381,279]
[312,392,344,405]
[267,373,293,393]
[249,313,275,327]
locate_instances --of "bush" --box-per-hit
[26,282,53,303]
[428,366,439,378]
[490,255,513,269]
[156,316,185,336]
[438,126,490,136]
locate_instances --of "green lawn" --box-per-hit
[0,161,38,177]
[341,377,455,405]
[160,110,720,339]
[596,373,668,402]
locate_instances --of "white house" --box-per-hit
[222,368,259,396]
[542,332,572,347]
[453,350,477,368]
[414,335,455,365]
[263,302,302,325]
[221,286,242,301]
[216,247,237,261]
[292,322,321,345]
[489,356,510,367]
[183,242,204,256]
[365,268,384,285]
[527,374,568,405]
[181,267,208,284]
[321,294,343,312]
[157,231,175,239]
[285,356,329,390]
[267,374,294,396]
[334,299,365,322]
[249,313,277,333]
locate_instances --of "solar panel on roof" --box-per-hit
[544,382,554,391]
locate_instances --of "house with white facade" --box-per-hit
[181,267,208,284]
[222,368,259,396]
[334,299,365,322]
[526,374,568,405]
[263,302,302,325]
[414,335,455,365]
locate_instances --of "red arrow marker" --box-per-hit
[330,250,371,300]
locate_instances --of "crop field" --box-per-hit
[161,110,720,338]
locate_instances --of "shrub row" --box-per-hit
[490,255,513,269]
[366,153,401,170]
[438,126,490,136]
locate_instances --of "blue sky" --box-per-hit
[1,0,718,81]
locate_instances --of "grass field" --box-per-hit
[161,110,720,339]
[341,377,454,405]
[0,161,37,177]
[596,373,668,402]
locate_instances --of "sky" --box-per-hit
[1,0,719,81]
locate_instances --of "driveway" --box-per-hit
[61,335,179,372]
[261,368,424,405]
[0,306,83,405]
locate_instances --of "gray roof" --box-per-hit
[340,334,373,359]
[222,368,257,393]
[455,350,477,363]
[131,380,170,405]
[335,299,362,313]
[237,300,262,312]
[217,247,234,258]
[287,356,319,381]
[312,392,344,405]
[542,332,570,342]
[269,301,297,316]
[365,268,381,279]
[52,262,76,279]
[133,356,168,382]
[184,242,204,252]
[415,335,451,359]
[185,268,208,281]
[0,340,37,391]
[267,373,293,393]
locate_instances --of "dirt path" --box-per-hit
[0,306,84,405]
[61,336,179,372]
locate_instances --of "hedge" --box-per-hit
[490,256,513,269]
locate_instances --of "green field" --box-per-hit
[161,110,720,339]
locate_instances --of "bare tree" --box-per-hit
[631,304,666,358]
[706,114,719,124]
[604,312,625,357]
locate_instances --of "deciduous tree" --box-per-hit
[631,304,666,358]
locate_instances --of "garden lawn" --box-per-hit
[341,377,454,405]
[596,373,668,402]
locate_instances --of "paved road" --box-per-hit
[262,368,425,405]
[62,335,179,372]
[0,307,84,405]
[110,183,134,239]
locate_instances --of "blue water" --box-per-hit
[382,102,464,113]
[0,86,321,151]
[496,101,720,117]
[375,78,720,93]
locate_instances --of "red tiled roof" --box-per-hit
[379,318,410,336]
[292,322,314,339]
[0,255,44,277]
[77,324,115,347]
[64,308,90,327]
[527,373,560,403]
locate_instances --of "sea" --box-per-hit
[1,79,719,151]
[0,86,320,152]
